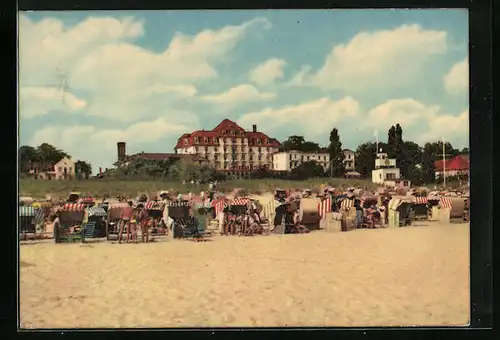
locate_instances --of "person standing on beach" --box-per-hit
[119,201,134,244]
[354,199,364,228]
[137,204,150,243]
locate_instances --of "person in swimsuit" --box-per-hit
[137,204,150,243]
[119,201,134,244]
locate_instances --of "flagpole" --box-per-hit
[375,130,379,155]
[442,137,446,188]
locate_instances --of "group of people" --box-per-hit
[117,201,152,244]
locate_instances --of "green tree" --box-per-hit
[19,145,39,172]
[74,160,92,179]
[327,128,345,177]
[421,141,458,183]
[36,143,70,164]
[288,161,325,180]
[399,141,423,180]
[355,142,377,176]
[282,136,306,151]
[282,135,320,152]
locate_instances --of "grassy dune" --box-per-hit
[20,178,378,199]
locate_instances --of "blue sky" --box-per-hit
[19,10,469,172]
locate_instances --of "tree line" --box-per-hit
[280,124,468,185]
[19,143,92,179]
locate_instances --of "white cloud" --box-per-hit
[237,97,360,140]
[363,98,468,144]
[424,109,469,142]
[19,15,272,122]
[201,84,275,105]
[19,86,87,118]
[444,57,468,94]
[248,58,287,87]
[30,119,190,170]
[286,65,311,87]
[309,24,447,91]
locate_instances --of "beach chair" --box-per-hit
[82,221,96,243]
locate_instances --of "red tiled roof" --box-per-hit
[434,155,469,171]
[212,119,245,133]
[174,119,281,149]
[126,153,206,163]
[126,153,177,161]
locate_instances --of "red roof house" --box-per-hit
[174,119,281,149]
[434,155,469,172]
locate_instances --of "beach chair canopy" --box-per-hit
[60,203,85,212]
[168,205,190,219]
[145,201,165,210]
[87,206,107,217]
[19,206,37,217]
[228,198,250,206]
[413,196,428,205]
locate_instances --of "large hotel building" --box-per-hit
[174,119,281,171]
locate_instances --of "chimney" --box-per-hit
[252,124,257,132]
[99,167,102,174]
[117,142,126,162]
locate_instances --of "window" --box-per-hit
[204,138,208,143]
[307,156,310,160]
[324,156,327,160]
[379,174,382,179]
[289,154,292,160]
[184,139,188,145]
[231,130,235,136]
[257,139,262,145]
[386,173,396,180]
[240,131,244,136]
[289,162,293,168]
[222,130,226,135]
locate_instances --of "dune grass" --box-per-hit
[19,178,378,199]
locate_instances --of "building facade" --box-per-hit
[434,154,469,179]
[342,149,356,171]
[272,150,330,172]
[174,119,281,171]
[25,157,75,180]
[115,143,207,168]
[371,152,401,185]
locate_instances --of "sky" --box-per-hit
[18,9,469,173]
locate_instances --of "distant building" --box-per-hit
[115,143,207,167]
[272,150,330,172]
[342,149,356,171]
[371,152,401,185]
[174,119,281,172]
[24,157,76,180]
[434,154,469,179]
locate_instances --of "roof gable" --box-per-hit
[212,119,245,132]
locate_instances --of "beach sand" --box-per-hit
[20,222,469,328]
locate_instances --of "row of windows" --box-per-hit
[194,146,273,153]
[186,137,269,145]
[212,155,272,161]
[286,154,329,161]
[29,167,73,173]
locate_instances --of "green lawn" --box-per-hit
[19,178,378,199]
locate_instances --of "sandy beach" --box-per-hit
[20,222,469,328]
